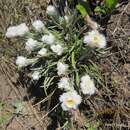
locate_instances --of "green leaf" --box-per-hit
[71,51,76,69]
[94,6,106,14]
[0,116,8,125]
[105,0,117,11]
[75,71,80,88]
[85,123,97,130]
[76,4,88,17]
[87,127,96,130]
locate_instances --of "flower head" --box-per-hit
[16,56,28,67]
[50,44,63,55]
[58,77,73,91]
[83,30,106,48]
[32,20,45,31]
[80,74,96,95]
[41,34,55,45]
[25,38,38,51]
[46,5,57,16]
[16,23,29,36]
[38,48,47,57]
[32,71,41,80]
[59,90,82,111]
[57,62,68,76]
[6,23,29,38]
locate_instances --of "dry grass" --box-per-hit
[0,0,130,130]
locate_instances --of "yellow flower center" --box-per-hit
[92,36,100,45]
[66,99,75,108]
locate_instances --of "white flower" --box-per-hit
[32,20,45,31]
[50,44,63,55]
[32,71,41,80]
[6,26,17,38]
[38,48,47,56]
[41,34,55,45]
[57,62,68,76]
[16,56,28,67]
[59,90,82,111]
[16,23,29,36]
[83,30,106,48]
[80,75,96,95]
[46,5,57,16]
[25,38,38,51]
[58,77,73,91]
[6,23,29,38]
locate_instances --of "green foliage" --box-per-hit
[85,122,98,130]
[94,6,106,14]
[76,4,88,17]
[77,0,118,16]
[0,116,8,125]
[105,0,118,11]
[0,101,11,125]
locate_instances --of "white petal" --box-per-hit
[38,48,47,56]
[46,5,57,16]
[16,56,28,67]
[32,71,40,80]
[41,34,55,45]
[51,44,63,55]
[25,38,38,51]
[32,20,45,31]
[61,103,69,111]
[57,62,68,76]
[80,75,96,95]
[83,35,91,44]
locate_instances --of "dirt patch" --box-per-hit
[0,1,50,129]
[0,58,49,130]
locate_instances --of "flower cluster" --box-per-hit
[6,23,29,37]
[6,5,106,112]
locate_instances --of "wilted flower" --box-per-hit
[38,48,47,57]
[46,5,57,16]
[6,23,29,38]
[57,62,68,76]
[32,71,41,80]
[64,15,70,23]
[16,56,28,67]
[84,15,99,30]
[59,15,70,25]
[83,30,106,48]
[50,44,63,55]
[32,20,45,31]
[80,74,96,95]
[25,38,38,51]
[58,77,73,91]
[59,90,82,111]
[41,34,55,45]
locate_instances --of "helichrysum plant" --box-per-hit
[6,4,107,128]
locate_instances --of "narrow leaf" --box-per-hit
[105,0,117,10]
[76,4,87,17]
